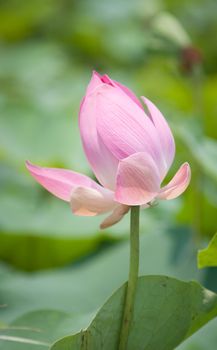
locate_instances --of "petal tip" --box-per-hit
[100,205,129,229]
[100,222,107,230]
[92,70,101,79]
[158,161,191,200]
[181,162,191,182]
[25,160,31,168]
[25,160,38,173]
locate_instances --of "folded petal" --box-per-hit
[158,162,191,200]
[79,72,118,190]
[70,186,116,216]
[26,161,108,202]
[100,205,130,229]
[94,84,163,170]
[115,152,161,205]
[141,97,175,177]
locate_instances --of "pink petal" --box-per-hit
[100,205,130,229]
[94,84,163,169]
[79,71,102,112]
[158,162,191,200]
[141,97,175,177]
[85,70,103,94]
[26,161,107,202]
[79,72,118,190]
[100,74,143,109]
[70,186,116,216]
[115,152,161,205]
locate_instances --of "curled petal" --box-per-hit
[26,161,108,202]
[95,84,162,168]
[100,205,130,229]
[141,97,175,177]
[115,152,161,205]
[79,72,118,190]
[70,186,116,216]
[158,162,191,200]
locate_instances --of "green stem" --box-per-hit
[118,206,140,350]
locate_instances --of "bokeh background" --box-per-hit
[0,0,217,349]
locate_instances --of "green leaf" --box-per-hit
[0,310,93,350]
[198,233,217,268]
[51,276,217,350]
[1,276,216,350]
[0,228,199,323]
[0,228,216,349]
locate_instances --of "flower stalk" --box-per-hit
[119,206,140,350]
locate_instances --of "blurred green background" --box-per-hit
[0,0,217,349]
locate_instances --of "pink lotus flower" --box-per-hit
[26,71,191,229]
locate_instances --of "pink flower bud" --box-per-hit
[26,72,191,228]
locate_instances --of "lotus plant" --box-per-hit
[26,71,191,229]
[26,71,191,349]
